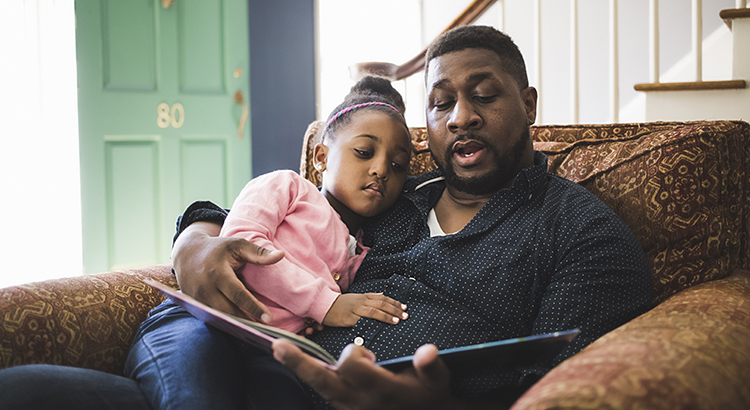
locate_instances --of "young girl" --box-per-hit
[219,76,412,334]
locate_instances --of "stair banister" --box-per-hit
[571,0,579,124]
[348,0,498,81]
[693,0,703,82]
[650,0,660,83]
[610,0,619,122]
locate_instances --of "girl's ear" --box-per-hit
[313,143,328,172]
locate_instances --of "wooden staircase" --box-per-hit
[634,7,749,121]
[347,0,748,124]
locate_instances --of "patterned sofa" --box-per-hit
[2,120,749,409]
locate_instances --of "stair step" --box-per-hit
[721,8,750,28]
[634,79,746,92]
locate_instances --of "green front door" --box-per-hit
[76,0,251,273]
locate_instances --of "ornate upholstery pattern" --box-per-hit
[532,121,749,304]
[510,268,750,410]
[300,120,324,187]
[0,265,176,374]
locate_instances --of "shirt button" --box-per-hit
[354,336,364,346]
[333,273,341,281]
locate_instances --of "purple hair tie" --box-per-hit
[323,101,403,134]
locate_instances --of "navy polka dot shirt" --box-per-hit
[313,151,652,399]
[177,151,652,404]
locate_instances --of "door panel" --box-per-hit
[105,138,161,269]
[101,0,157,91]
[180,139,228,207]
[77,0,251,274]
[178,1,225,93]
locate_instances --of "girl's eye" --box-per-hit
[354,149,372,157]
[391,161,406,172]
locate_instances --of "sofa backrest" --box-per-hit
[300,120,750,305]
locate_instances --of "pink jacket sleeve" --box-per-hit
[220,171,341,324]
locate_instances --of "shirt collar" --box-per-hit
[510,150,549,199]
[400,151,549,224]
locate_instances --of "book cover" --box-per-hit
[145,279,579,372]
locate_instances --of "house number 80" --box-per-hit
[157,103,185,129]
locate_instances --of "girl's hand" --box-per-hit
[322,293,408,327]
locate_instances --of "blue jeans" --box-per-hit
[0,364,152,410]
[124,300,315,410]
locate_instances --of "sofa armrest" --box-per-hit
[511,269,750,410]
[0,265,177,375]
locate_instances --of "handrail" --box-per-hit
[348,0,498,81]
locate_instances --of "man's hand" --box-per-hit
[171,221,284,321]
[323,293,409,327]
[273,340,466,410]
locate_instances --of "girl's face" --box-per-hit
[315,110,411,223]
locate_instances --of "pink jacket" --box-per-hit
[220,170,367,333]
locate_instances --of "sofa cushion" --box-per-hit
[0,265,176,374]
[509,268,750,410]
[533,121,748,304]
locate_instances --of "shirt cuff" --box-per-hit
[309,288,343,324]
[173,200,229,246]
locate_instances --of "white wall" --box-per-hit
[0,0,83,287]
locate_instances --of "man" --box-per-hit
[0,25,651,410]
[163,25,651,409]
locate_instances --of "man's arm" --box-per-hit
[171,216,283,320]
[530,196,652,371]
[273,340,502,410]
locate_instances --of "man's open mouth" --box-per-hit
[452,140,485,158]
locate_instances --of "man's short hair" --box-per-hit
[425,25,529,90]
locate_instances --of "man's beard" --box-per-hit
[431,126,531,196]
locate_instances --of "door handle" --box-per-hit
[234,90,249,140]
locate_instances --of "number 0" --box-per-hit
[170,103,184,128]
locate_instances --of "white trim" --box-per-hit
[414,176,445,191]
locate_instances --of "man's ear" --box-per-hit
[521,86,538,125]
[313,143,328,172]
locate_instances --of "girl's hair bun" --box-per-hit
[346,76,405,114]
[319,75,408,144]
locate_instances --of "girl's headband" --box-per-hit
[323,101,404,135]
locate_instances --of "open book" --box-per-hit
[145,279,579,371]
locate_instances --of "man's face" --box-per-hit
[425,48,537,196]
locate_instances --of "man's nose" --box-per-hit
[447,98,482,132]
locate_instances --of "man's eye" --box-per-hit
[354,149,372,157]
[475,95,496,103]
[432,99,454,111]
